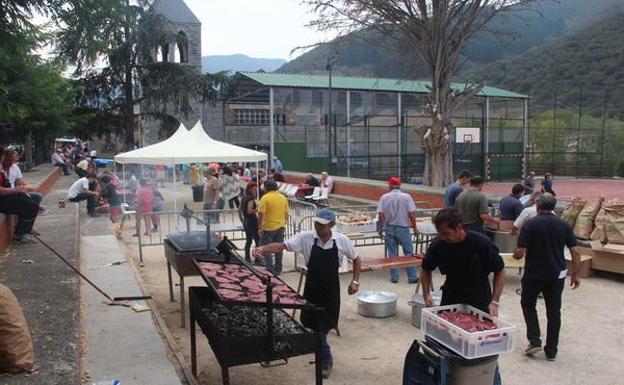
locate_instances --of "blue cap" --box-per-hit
[314,208,336,225]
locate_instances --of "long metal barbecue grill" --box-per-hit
[189,239,323,385]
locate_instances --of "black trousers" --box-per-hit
[521,278,565,357]
[75,168,87,178]
[228,196,240,209]
[243,220,259,261]
[0,194,39,236]
[69,193,96,214]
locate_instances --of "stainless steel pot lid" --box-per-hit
[357,290,398,304]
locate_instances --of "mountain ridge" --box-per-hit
[201,54,286,74]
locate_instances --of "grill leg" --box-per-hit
[167,262,174,302]
[221,366,230,385]
[180,275,186,328]
[190,310,197,377]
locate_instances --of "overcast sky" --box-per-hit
[184,0,334,59]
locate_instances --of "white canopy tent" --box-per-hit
[114,121,268,211]
[115,121,267,164]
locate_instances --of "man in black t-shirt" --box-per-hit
[513,193,581,361]
[422,208,505,316]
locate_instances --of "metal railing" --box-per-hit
[133,201,316,265]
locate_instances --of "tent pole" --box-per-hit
[173,163,178,213]
[256,161,259,200]
[123,164,126,204]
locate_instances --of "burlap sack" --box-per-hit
[0,283,34,373]
[604,203,624,244]
[574,198,604,240]
[560,197,586,228]
[590,200,616,242]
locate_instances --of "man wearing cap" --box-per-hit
[52,148,70,175]
[257,179,289,275]
[376,176,419,283]
[253,208,361,379]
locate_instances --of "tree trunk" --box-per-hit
[123,7,135,149]
[423,119,454,188]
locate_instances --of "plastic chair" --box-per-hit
[312,187,329,202]
[305,187,321,200]
[120,203,136,229]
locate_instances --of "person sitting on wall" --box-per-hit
[303,173,320,187]
[51,148,70,175]
[270,168,285,182]
[320,171,333,193]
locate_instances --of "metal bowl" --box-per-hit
[357,290,398,318]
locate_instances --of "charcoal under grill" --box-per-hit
[164,231,224,328]
[188,241,324,385]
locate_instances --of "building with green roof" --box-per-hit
[210,71,529,181]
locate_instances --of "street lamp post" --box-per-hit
[326,56,338,173]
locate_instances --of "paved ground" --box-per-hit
[0,168,81,385]
[79,232,182,385]
[483,178,624,201]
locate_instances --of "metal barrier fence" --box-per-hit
[135,200,316,265]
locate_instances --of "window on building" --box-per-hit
[233,109,286,126]
[177,31,189,63]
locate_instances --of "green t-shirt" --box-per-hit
[455,189,489,225]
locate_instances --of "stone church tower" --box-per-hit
[140,0,203,145]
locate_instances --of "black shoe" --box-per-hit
[13,234,34,244]
[408,278,419,284]
[545,354,556,362]
[390,278,399,283]
[88,212,97,217]
[525,343,541,356]
[321,361,332,379]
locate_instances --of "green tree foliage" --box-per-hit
[466,4,624,119]
[55,0,229,147]
[0,6,75,164]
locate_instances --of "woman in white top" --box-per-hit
[220,167,240,209]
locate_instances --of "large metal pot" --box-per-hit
[486,230,518,254]
[357,291,397,318]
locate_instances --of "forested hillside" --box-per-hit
[279,0,620,81]
[466,4,624,118]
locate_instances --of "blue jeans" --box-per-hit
[385,224,418,282]
[319,331,332,362]
[259,227,285,275]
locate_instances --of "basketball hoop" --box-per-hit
[463,134,473,144]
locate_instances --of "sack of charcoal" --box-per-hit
[560,197,586,228]
[590,199,617,243]
[0,283,34,373]
[604,202,624,244]
[574,197,604,240]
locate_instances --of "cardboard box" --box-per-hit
[590,241,624,274]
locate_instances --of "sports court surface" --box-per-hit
[482,178,624,201]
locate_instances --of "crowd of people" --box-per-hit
[439,169,580,364]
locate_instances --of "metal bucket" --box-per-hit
[408,291,442,328]
[357,291,397,318]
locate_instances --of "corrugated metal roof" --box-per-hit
[151,0,201,24]
[238,71,527,99]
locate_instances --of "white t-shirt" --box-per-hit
[68,177,89,199]
[514,206,555,231]
[285,230,358,267]
[8,164,23,188]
